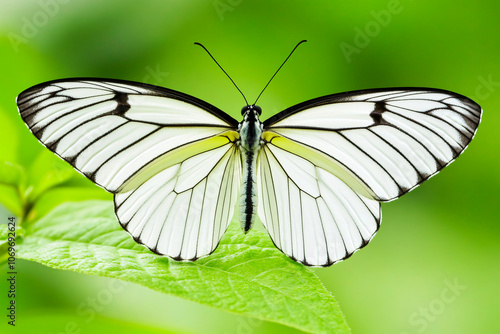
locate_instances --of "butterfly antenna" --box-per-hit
[195,42,249,107]
[253,40,307,105]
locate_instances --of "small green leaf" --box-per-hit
[0,161,26,187]
[0,185,22,218]
[25,151,77,203]
[24,186,110,224]
[0,219,23,265]
[16,201,350,334]
[0,222,23,243]
[0,161,26,217]
[0,224,10,245]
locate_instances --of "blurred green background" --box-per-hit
[1,0,499,333]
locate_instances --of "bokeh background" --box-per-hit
[1,0,499,333]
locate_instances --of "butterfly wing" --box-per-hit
[17,78,241,260]
[259,88,482,266]
[257,143,380,266]
[114,143,241,260]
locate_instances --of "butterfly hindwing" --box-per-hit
[115,143,241,260]
[257,143,380,266]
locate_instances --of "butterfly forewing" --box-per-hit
[263,88,481,202]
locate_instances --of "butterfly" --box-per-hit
[16,42,482,266]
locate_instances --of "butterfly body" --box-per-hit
[238,105,263,232]
[17,78,481,266]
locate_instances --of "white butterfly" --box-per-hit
[16,44,481,266]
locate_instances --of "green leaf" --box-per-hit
[0,184,22,218]
[0,221,22,243]
[24,186,110,224]
[25,151,77,203]
[0,161,26,217]
[16,200,350,334]
[0,217,23,265]
[0,223,10,246]
[0,161,26,188]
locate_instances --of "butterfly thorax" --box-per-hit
[239,106,263,151]
[238,106,263,232]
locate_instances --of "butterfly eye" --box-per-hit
[241,105,250,115]
[241,105,262,116]
[254,105,262,116]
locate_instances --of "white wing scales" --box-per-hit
[18,78,241,260]
[115,144,241,260]
[260,88,481,266]
[18,79,238,193]
[258,144,380,266]
[18,80,482,267]
[264,89,481,202]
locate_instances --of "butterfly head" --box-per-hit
[241,105,262,117]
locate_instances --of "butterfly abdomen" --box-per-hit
[238,107,263,232]
[239,150,258,232]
